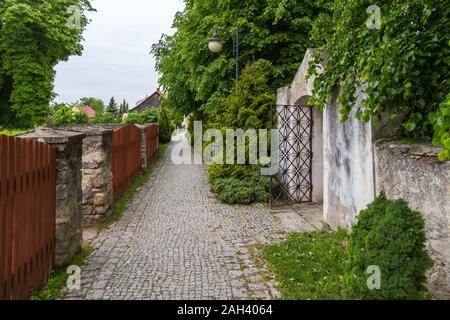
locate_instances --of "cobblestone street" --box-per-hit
[62,133,288,300]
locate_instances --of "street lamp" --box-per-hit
[208,26,240,81]
[208,29,224,53]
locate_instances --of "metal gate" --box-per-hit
[270,104,313,205]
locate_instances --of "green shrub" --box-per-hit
[52,107,75,126]
[74,111,89,124]
[347,193,433,300]
[52,106,92,126]
[159,130,172,144]
[90,112,119,124]
[207,163,253,181]
[210,169,269,205]
[158,106,172,144]
[124,108,159,125]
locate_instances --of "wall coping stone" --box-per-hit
[57,125,114,137]
[375,139,445,160]
[18,127,86,144]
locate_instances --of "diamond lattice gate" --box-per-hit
[270,105,313,205]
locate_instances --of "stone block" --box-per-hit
[59,125,114,226]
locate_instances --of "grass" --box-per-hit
[263,230,351,300]
[0,128,29,136]
[30,245,94,300]
[98,143,169,231]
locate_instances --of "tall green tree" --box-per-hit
[208,59,275,131]
[151,0,329,122]
[118,99,129,116]
[0,0,93,128]
[106,96,118,115]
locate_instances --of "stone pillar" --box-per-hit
[136,124,149,170]
[19,128,85,267]
[59,125,114,227]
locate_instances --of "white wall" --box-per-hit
[323,88,375,229]
[311,107,323,203]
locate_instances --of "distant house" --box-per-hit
[129,88,162,113]
[72,105,96,119]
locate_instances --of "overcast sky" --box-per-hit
[54,0,185,107]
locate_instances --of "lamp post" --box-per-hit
[208,26,240,82]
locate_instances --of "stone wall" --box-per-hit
[375,140,450,299]
[19,128,85,266]
[60,125,114,226]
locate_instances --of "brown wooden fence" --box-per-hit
[0,135,56,300]
[146,124,158,163]
[112,125,142,201]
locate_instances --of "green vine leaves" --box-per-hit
[307,0,449,160]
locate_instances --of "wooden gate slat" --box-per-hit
[0,136,7,300]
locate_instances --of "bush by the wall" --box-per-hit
[52,107,89,126]
[210,167,269,205]
[90,112,120,124]
[158,129,172,144]
[74,112,89,124]
[123,108,159,125]
[159,107,176,143]
[347,193,433,299]
[158,107,172,144]
[207,163,253,181]
[52,107,75,126]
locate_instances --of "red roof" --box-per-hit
[75,106,96,118]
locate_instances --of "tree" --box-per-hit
[79,97,105,115]
[151,0,329,123]
[209,59,275,131]
[118,99,129,116]
[0,0,94,129]
[158,105,172,144]
[106,97,118,115]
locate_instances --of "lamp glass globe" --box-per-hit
[208,40,223,53]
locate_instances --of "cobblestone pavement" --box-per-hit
[62,133,287,300]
